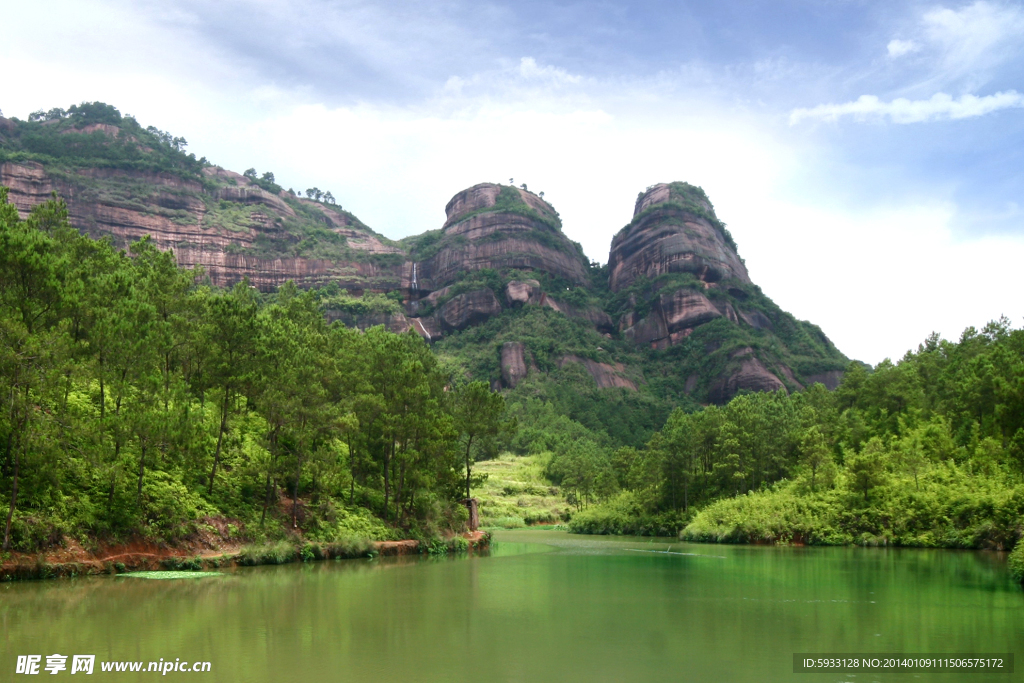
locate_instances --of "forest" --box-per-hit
[4,184,1024,581]
[0,190,506,553]
[540,314,1024,571]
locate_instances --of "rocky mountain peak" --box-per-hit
[632,181,714,217]
[443,182,561,231]
[609,181,750,292]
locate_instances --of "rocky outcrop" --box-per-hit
[707,348,785,404]
[558,356,638,391]
[505,280,542,306]
[805,371,845,390]
[410,316,443,342]
[437,289,503,332]
[739,309,773,330]
[0,161,404,291]
[414,184,588,291]
[501,342,529,388]
[608,183,750,292]
[659,289,722,330]
[623,288,721,347]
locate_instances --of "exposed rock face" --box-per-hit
[539,295,615,334]
[777,365,805,392]
[2,133,851,403]
[707,348,786,404]
[608,183,750,292]
[0,161,404,291]
[558,356,638,391]
[437,289,503,332]
[414,183,588,291]
[805,371,845,390]
[505,280,542,306]
[659,289,722,330]
[410,316,443,343]
[501,342,529,388]
[623,288,720,346]
[739,309,773,330]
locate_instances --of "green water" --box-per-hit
[2,531,1021,682]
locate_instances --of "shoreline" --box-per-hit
[0,531,491,582]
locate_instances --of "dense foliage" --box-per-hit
[0,190,498,553]
[566,320,1024,551]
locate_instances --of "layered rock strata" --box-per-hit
[0,159,403,291]
[413,183,588,292]
[609,183,749,292]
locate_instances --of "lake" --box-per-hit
[2,530,1021,682]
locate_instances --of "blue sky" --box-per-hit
[3,0,1024,364]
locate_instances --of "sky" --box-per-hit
[3,0,1024,365]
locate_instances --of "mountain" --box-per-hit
[0,103,849,443]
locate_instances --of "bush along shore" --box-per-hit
[0,529,492,582]
[547,319,1024,585]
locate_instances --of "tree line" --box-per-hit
[542,317,1024,546]
[0,191,506,552]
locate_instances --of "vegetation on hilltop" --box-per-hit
[400,184,585,265]
[0,102,401,269]
[0,102,208,180]
[622,181,738,252]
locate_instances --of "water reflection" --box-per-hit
[0,531,1019,683]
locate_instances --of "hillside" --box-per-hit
[0,103,849,446]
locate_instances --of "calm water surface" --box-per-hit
[2,531,1022,682]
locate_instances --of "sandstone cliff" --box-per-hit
[609,182,749,291]
[1,106,849,406]
[408,183,589,292]
[606,181,846,402]
[0,114,404,292]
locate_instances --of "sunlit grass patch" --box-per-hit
[475,453,568,529]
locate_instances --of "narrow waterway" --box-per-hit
[2,531,1021,682]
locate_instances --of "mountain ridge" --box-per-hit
[0,103,849,420]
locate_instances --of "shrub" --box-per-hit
[324,536,375,559]
[236,541,296,566]
[161,556,203,571]
[1009,542,1024,583]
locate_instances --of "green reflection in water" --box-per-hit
[1,531,1021,682]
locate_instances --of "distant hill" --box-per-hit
[0,102,849,445]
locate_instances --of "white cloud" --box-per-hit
[886,39,919,58]
[922,1,1024,77]
[735,196,1024,365]
[517,57,582,85]
[4,0,1024,366]
[789,90,1024,124]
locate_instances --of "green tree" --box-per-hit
[846,438,888,503]
[451,381,507,499]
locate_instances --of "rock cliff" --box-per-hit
[609,182,749,291]
[606,182,847,402]
[409,183,589,292]
[0,160,404,291]
[1,106,849,406]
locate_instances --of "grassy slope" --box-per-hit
[474,454,569,528]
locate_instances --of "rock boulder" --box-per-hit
[501,342,529,388]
